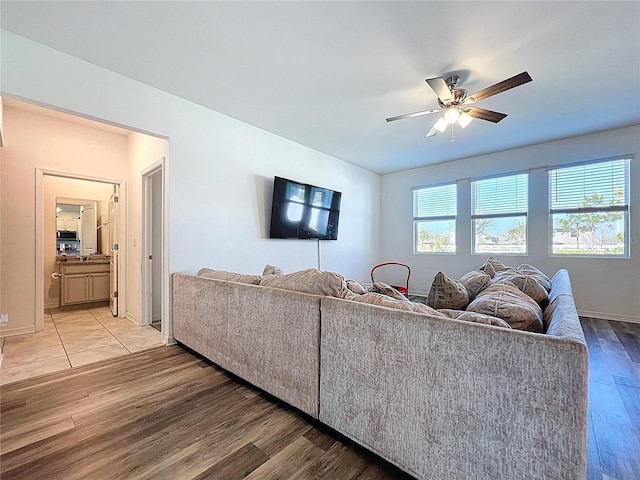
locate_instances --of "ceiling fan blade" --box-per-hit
[425,126,438,137]
[465,106,508,123]
[426,77,453,103]
[464,71,532,104]
[386,108,442,123]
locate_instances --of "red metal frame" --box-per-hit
[370,262,411,294]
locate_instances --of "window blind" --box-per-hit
[472,174,528,218]
[413,183,456,219]
[550,159,629,212]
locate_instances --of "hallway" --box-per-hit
[0,306,163,385]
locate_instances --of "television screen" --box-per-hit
[269,176,342,240]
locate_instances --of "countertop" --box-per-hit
[57,256,111,265]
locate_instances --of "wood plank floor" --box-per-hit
[1,318,638,480]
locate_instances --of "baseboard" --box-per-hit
[152,314,161,322]
[578,309,640,324]
[44,301,59,310]
[0,324,36,337]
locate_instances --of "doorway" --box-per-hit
[141,160,164,333]
[36,170,125,331]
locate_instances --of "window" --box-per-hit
[413,183,456,253]
[549,158,630,256]
[471,173,528,254]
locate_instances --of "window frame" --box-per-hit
[548,157,630,258]
[412,182,457,255]
[470,172,529,256]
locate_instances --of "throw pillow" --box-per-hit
[197,268,261,285]
[259,268,349,298]
[346,279,367,295]
[352,292,445,317]
[437,309,512,329]
[517,264,552,292]
[492,270,548,305]
[369,282,411,302]
[427,272,470,309]
[262,264,284,276]
[458,270,492,300]
[479,256,511,275]
[466,281,543,332]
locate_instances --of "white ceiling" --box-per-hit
[2,1,639,174]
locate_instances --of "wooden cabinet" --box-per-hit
[59,263,110,309]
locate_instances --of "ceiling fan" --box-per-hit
[386,71,533,140]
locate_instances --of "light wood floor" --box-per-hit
[0,318,638,480]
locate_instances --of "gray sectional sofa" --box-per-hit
[172,268,588,480]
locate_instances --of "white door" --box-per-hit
[109,186,120,316]
[80,202,97,254]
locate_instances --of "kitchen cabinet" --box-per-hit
[57,217,79,232]
[59,262,110,309]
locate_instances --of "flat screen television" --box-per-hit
[269,176,342,240]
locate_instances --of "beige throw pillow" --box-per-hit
[517,264,552,292]
[262,264,284,276]
[466,281,543,332]
[479,256,511,277]
[197,268,261,285]
[492,269,548,305]
[259,268,349,298]
[352,293,445,317]
[427,272,470,309]
[437,309,512,329]
[458,270,492,300]
[346,279,367,295]
[369,282,410,302]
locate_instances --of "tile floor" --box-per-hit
[0,305,164,385]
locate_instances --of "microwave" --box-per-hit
[57,230,78,241]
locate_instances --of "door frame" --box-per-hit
[140,157,172,343]
[35,168,126,331]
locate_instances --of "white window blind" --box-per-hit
[471,173,528,254]
[413,183,456,254]
[549,158,630,256]
[413,183,456,219]
[550,159,629,212]
[472,174,528,218]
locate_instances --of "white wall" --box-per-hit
[0,30,381,335]
[126,132,169,324]
[381,125,640,322]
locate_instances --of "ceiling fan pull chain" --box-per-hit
[450,123,455,142]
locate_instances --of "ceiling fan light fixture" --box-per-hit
[458,112,473,128]
[444,106,460,124]
[433,116,447,133]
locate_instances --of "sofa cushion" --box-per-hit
[346,279,367,295]
[427,272,470,309]
[262,264,284,276]
[466,281,543,332]
[437,309,512,329]
[492,269,549,305]
[352,292,445,317]
[458,270,492,300]
[369,282,410,302]
[197,268,261,285]
[517,264,552,292]
[259,268,349,298]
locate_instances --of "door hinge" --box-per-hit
[114,291,118,298]
[113,196,119,203]
[113,243,119,250]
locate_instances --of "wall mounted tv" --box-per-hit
[269,176,342,240]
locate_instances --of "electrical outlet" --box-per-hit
[0,313,8,325]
